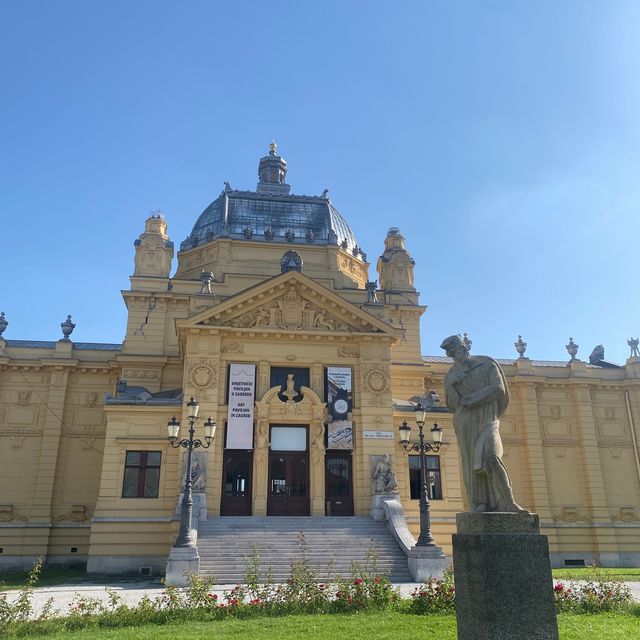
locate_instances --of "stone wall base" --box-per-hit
[87,555,166,576]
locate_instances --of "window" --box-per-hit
[409,456,442,500]
[122,451,161,498]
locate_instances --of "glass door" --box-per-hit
[267,425,309,516]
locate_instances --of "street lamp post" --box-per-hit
[167,396,216,548]
[398,402,444,548]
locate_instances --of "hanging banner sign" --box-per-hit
[326,366,353,450]
[226,363,256,449]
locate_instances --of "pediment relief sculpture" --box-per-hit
[223,286,367,333]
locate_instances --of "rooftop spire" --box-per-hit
[257,141,291,195]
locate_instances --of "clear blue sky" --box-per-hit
[1,1,638,363]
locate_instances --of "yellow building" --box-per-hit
[1,145,639,576]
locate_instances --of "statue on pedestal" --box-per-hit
[373,453,399,494]
[441,334,527,514]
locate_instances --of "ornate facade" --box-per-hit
[1,145,640,573]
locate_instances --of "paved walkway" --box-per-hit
[3,580,640,619]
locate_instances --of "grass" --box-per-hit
[0,567,90,591]
[2,612,639,640]
[552,567,640,581]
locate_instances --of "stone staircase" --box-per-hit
[197,516,413,583]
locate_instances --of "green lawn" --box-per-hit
[0,566,89,590]
[552,567,640,581]
[3,612,640,640]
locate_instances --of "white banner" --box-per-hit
[226,363,256,449]
[327,366,353,449]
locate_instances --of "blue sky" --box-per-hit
[1,1,639,363]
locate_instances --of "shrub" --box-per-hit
[553,577,633,613]
[409,567,456,614]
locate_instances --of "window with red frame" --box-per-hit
[122,451,162,498]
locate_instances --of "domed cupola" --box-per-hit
[179,144,365,260]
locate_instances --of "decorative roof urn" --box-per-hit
[515,335,527,358]
[566,337,579,361]
[60,315,76,341]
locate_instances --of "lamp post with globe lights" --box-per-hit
[398,402,445,548]
[167,396,216,548]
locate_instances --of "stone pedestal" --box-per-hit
[453,512,558,640]
[370,493,398,520]
[165,546,200,586]
[408,545,447,581]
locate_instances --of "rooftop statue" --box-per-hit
[441,334,527,514]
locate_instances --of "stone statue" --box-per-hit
[373,453,399,494]
[628,337,639,358]
[365,281,380,304]
[313,309,334,330]
[441,334,526,513]
[183,451,207,493]
[589,345,605,364]
[281,373,297,402]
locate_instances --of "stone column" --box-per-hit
[514,377,559,551]
[31,358,75,559]
[568,367,610,562]
[253,418,269,515]
[310,420,325,516]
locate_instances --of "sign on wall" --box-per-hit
[226,363,256,449]
[326,366,353,449]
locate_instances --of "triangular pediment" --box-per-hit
[178,271,399,337]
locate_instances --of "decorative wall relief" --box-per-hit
[53,505,92,523]
[221,342,244,353]
[337,345,359,358]
[9,435,25,449]
[85,392,98,408]
[121,369,161,382]
[610,507,640,523]
[187,359,218,389]
[17,391,31,406]
[552,507,591,523]
[0,505,28,522]
[362,364,390,394]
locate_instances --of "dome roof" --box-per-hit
[180,145,365,260]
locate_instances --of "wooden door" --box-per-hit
[220,451,253,516]
[325,451,354,516]
[267,453,309,516]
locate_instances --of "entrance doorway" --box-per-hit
[267,425,309,516]
[220,451,253,516]
[325,451,354,516]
